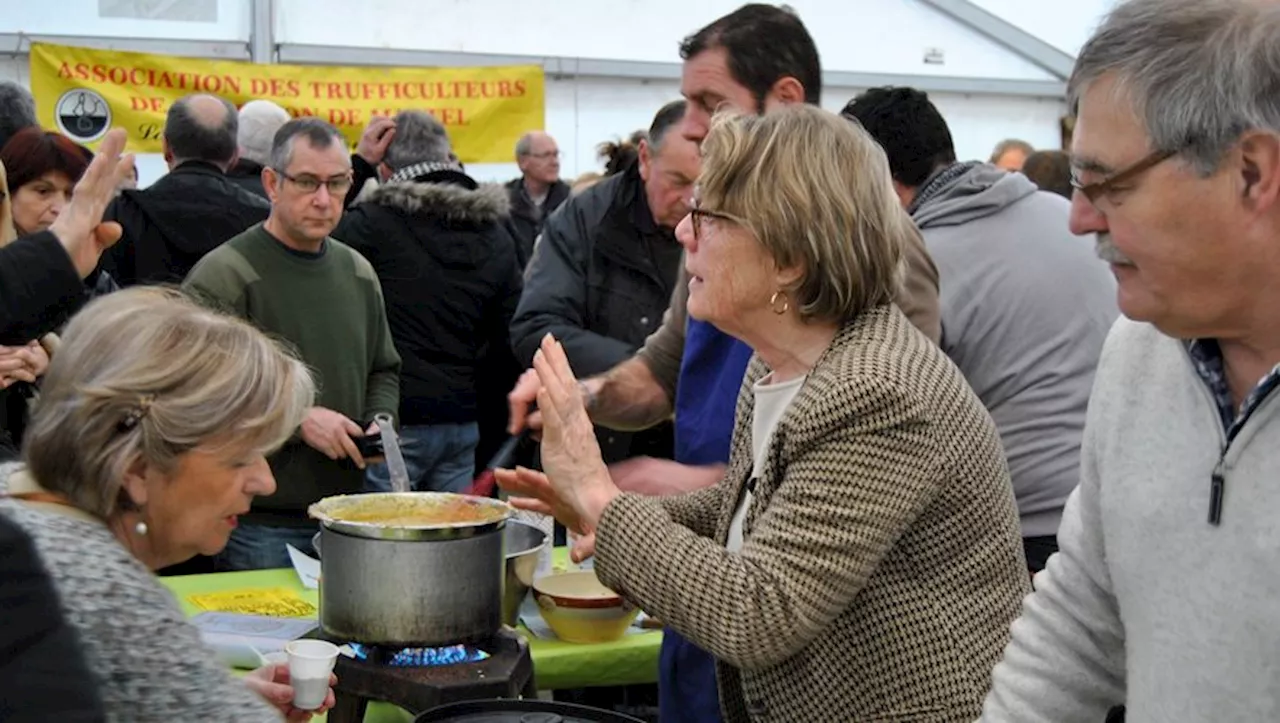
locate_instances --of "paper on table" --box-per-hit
[287,544,321,589]
[192,612,318,669]
[188,587,317,617]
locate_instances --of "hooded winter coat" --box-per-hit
[334,168,524,427]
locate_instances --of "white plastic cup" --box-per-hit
[284,640,338,710]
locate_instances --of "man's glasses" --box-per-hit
[526,150,562,160]
[1070,148,1177,206]
[276,170,354,196]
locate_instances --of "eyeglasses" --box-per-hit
[525,150,561,160]
[688,199,744,241]
[1070,148,1177,206]
[276,170,354,196]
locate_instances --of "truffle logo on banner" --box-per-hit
[55,88,112,142]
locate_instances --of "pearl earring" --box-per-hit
[134,521,148,536]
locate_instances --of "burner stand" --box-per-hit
[310,626,536,723]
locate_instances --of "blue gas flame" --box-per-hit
[347,642,491,667]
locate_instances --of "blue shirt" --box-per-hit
[673,320,756,464]
[660,318,753,723]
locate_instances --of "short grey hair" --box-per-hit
[0,81,37,150]
[165,94,238,166]
[514,132,535,158]
[1069,0,1280,175]
[384,110,452,170]
[238,99,291,166]
[269,117,347,172]
[24,287,315,520]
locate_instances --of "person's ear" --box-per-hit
[638,140,653,183]
[1237,130,1280,214]
[263,166,281,204]
[120,455,152,509]
[774,260,806,291]
[767,76,806,107]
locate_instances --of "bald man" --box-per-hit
[504,130,570,265]
[103,93,269,288]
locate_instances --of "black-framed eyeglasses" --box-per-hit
[1070,148,1177,206]
[688,198,744,241]
[525,150,561,160]
[276,170,354,196]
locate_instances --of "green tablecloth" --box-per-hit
[161,550,660,723]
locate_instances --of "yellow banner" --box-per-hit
[28,42,544,164]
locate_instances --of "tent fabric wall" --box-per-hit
[0,0,1110,184]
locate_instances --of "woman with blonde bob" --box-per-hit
[0,287,335,722]
[498,105,1030,721]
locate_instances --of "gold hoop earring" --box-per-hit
[769,290,789,315]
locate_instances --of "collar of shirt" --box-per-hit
[1185,338,1280,442]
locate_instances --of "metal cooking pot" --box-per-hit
[313,518,548,629]
[502,519,548,626]
[308,492,512,646]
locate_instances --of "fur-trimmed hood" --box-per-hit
[356,179,511,226]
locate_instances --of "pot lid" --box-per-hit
[414,699,645,723]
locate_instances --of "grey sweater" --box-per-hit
[982,318,1280,721]
[0,465,283,722]
[911,164,1118,537]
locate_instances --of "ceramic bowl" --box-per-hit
[532,570,639,643]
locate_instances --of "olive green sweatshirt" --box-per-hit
[183,223,401,525]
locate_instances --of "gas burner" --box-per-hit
[346,642,491,667]
[313,628,535,723]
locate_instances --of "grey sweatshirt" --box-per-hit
[911,164,1118,537]
[982,317,1280,721]
[0,465,283,722]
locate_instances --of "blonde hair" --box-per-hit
[698,105,909,323]
[24,287,315,519]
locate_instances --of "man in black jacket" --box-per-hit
[102,94,269,286]
[335,110,523,493]
[504,131,570,266]
[510,100,696,464]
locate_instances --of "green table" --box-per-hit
[162,551,660,722]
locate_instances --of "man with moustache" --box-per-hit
[982,0,1280,720]
[184,118,401,571]
[507,5,941,721]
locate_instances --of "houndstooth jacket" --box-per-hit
[594,304,1031,722]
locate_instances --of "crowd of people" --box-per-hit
[1,0,1278,721]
